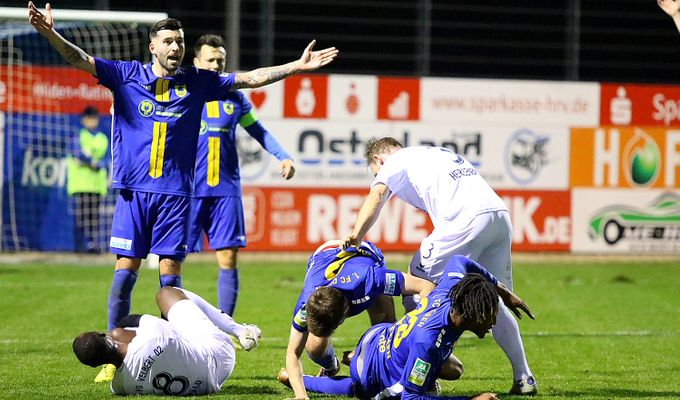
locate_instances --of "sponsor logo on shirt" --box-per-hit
[408,358,431,386]
[384,273,397,295]
[110,236,132,250]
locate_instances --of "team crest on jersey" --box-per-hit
[408,358,431,386]
[174,84,187,97]
[199,120,208,135]
[223,102,234,115]
[138,100,155,117]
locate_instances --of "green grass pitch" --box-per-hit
[1,255,679,399]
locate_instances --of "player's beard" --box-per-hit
[158,52,183,73]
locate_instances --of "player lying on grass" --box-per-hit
[279,255,534,400]
[286,240,436,400]
[72,287,261,396]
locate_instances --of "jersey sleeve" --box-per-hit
[373,268,405,297]
[443,255,498,286]
[373,151,407,191]
[94,57,127,89]
[399,341,446,397]
[196,69,236,101]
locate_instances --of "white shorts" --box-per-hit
[167,300,236,385]
[408,209,514,289]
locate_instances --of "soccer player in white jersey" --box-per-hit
[72,286,261,396]
[341,137,537,395]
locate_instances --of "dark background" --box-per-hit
[6,0,680,83]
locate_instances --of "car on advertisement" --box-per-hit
[588,192,680,245]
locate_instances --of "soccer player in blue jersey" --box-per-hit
[28,1,337,382]
[279,255,534,400]
[285,240,436,400]
[190,34,295,316]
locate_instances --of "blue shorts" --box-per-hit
[109,189,191,260]
[350,323,394,399]
[189,196,246,252]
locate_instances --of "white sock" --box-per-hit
[178,288,245,336]
[491,299,533,381]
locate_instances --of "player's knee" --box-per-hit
[306,339,331,361]
[440,356,464,381]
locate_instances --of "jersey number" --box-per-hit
[149,121,167,178]
[152,372,189,395]
[393,297,429,348]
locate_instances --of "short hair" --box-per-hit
[364,137,403,166]
[82,105,99,117]
[449,273,499,324]
[306,287,347,337]
[194,34,226,57]
[149,18,183,40]
[72,332,112,368]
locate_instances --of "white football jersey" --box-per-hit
[373,146,507,231]
[111,315,220,396]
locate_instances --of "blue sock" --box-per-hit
[303,376,353,395]
[218,269,239,316]
[159,274,182,288]
[107,269,138,331]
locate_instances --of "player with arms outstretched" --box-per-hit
[190,34,295,316]
[285,240,435,400]
[279,255,534,400]
[28,1,337,382]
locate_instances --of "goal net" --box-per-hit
[0,7,165,252]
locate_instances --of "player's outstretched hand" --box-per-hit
[297,40,339,72]
[280,159,296,180]
[659,0,680,17]
[28,2,54,35]
[497,283,535,320]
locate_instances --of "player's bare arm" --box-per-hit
[233,40,338,89]
[402,273,436,299]
[659,0,680,32]
[496,282,535,320]
[342,183,391,249]
[284,327,310,400]
[28,2,97,75]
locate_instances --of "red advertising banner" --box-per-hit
[283,74,328,119]
[0,65,112,114]
[236,187,570,253]
[600,83,680,127]
[377,77,420,121]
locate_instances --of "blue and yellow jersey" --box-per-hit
[291,240,404,333]
[193,91,292,197]
[94,58,234,196]
[350,255,498,398]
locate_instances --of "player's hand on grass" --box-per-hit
[28,2,54,35]
[280,159,295,180]
[296,40,339,72]
[659,0,680,17]
[471,393,500,400]
[497,283,535,320]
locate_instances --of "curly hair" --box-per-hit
[449,273,499,324]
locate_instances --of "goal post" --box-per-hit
[0,7,166,252]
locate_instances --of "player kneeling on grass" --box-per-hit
[285,240,436,400]
[72,287,261,396]
[279,255,534,400]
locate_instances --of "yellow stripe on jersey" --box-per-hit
[155,79,170,102]
[207,136,220,186]
[149,121,167,178]
[324,250,359,280]
[206,101,220,118]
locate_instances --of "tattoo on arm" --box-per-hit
[234,62,298,89]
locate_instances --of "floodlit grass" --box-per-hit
[1,256,679,399]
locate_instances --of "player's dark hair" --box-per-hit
[194,34,226,57]
[82,105,99,117]
[306,287,347,337]
[364,137,403,166]
[449,273,499,324]
[149,18,183,40]
[72,332,114,368]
